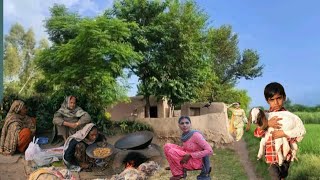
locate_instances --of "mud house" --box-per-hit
[106,96,172,121]
[107,97,234,146]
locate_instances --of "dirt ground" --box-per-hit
[232,139,263,180]
[0,134,262,180]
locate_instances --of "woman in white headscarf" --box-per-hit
[227,102,248,141]
[52,96,91,143]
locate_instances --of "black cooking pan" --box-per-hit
[115,131,154,150]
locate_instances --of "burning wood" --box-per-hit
[109,161,160,180]
[125,160,135,168]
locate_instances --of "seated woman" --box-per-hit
[52,95,91,143]
[0,100,36,155]
[63,123,107,171]
[164,116,213,180]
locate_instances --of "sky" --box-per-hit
[3,0,320,107]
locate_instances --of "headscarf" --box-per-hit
[6,100,25,118]
[63,123,96,166]
[0,100,25,154]
[57,96,87,118]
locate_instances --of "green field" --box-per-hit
[294,112,320,124]
[244,124,320,180]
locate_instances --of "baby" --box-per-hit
[250,108,305,165]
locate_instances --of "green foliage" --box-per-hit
[37,5,141,108]
[115,120,153,133]
[4,23,44,97]
[4,44,20,78]
[45,4,81,44]
[112,0,212,109]
[199,25,263,103]
[205,25,263,85]
[219,88,251,110]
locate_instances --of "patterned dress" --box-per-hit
[229,108,247,141]
[164,132,213,176]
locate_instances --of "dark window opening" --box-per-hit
[190,107,200,116]
[150,106,158,118]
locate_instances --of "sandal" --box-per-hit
[170,175,183,180]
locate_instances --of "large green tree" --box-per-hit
[110,0,211,116]
[36,4,141,108]
[4,23,42,96]
[199,25,263,103]
[109,0,169,117]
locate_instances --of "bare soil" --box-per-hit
[0,134,262,180]
[232,139,263,180]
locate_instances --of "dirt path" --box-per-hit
[233,139,263,180]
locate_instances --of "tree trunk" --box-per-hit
[145,95,150,118]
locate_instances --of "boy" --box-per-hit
[250,82,306,180]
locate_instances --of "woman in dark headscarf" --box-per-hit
[52,96,91,143]
[0,100,36,155]
[164,116,213,180]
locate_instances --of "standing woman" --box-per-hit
[164,116,213,180]
[227,102,248,141]
[0,100,36,155]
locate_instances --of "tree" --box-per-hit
[110,0,211,116]
[197,25,263,103]
[4,23,40,96]
[151,0,212,105]
[4,44,20,79]
[4,23,25,80]
[45,4,81,45]
[37,5,141,108]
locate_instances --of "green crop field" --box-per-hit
[294,112,320,124]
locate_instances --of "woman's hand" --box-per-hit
[267,116,282,129]
[79,162,90,169]
[63,121,79,129]
[180,154,191,164]
[70,122,80,129]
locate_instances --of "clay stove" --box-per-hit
[111,131,163,173]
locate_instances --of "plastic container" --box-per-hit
[37,137,49,145]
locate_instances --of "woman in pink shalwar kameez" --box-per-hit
[164,116,213,180]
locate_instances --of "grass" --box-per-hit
[150,148,248,180]
[298,124,320,154]
[243,124,320,180]
[294,111,320,124]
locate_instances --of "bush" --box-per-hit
[115,120,153,134]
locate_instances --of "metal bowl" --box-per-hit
[86,143,114,159]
